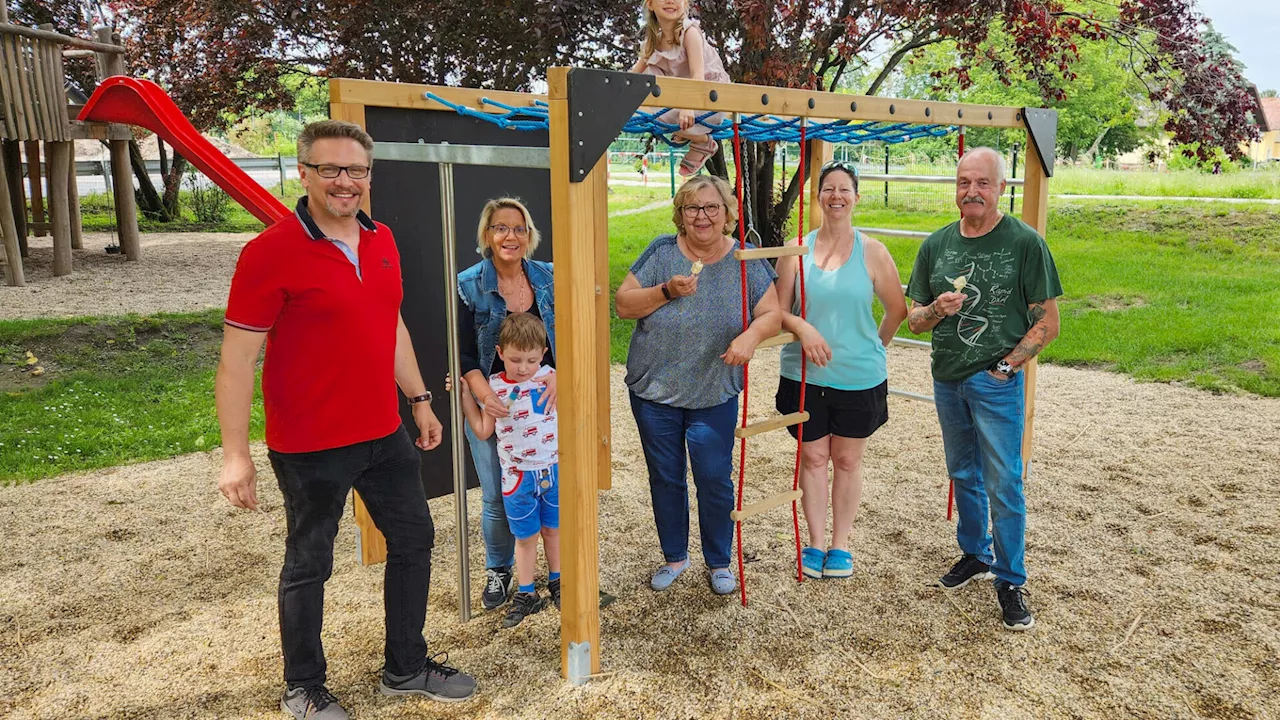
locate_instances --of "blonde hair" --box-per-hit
[297,120,373,164]
[475,197,542,259]
[672,175,738,235]
[640,1,687,60]
[498,312,548,353]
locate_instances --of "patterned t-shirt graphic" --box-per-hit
[906,215,1063,382]
[489,365,558,496]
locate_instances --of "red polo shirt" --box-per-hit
[225,197,403,453]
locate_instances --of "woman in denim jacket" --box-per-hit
[456,197,556,611]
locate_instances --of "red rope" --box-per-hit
[791,122,808,584]
[732,118,750,607]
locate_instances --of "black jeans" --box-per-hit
[268,427,435,689]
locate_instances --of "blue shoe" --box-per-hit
[823,549,854,578]
[650,560,689,591]
[708,568,737,595]
[801,547,826,579]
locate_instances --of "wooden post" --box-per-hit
[24,141,45,236]
[96,27,139,261]
[46,140,71,275]
[548,67,604,681]
[1018,139,1050,480]
[0,138,24,286]
[807,139,832,231]
[67,142,82,249]
[2,140,28,255]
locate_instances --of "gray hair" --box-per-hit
[958,147,1007,185]
[297,120,374,165]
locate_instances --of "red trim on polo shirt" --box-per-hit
[224,201,405,453]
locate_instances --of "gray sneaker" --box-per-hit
[280,686,349,720]
[379,652,477,703]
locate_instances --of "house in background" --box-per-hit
[1245,88,1278,163]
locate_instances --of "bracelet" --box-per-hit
[660,282,672,300]
[929,303,943,320]
[406,392,432,405]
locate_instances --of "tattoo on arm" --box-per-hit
[907,302,941,333]
[1006,302,1050,366]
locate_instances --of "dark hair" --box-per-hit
[818,160,859,193]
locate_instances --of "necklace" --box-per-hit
[498,275,529,310]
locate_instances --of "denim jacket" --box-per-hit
[457,258,556,376]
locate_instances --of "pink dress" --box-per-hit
[638,18,729,138]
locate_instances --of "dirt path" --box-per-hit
[2,347,1277,719]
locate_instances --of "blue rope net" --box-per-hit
[425,92,953,145]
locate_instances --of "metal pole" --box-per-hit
[277,153,287,197]
[438,161,472,623]
[883,145,889,208]
[1010,143,1019,213]
[668,146,675,198]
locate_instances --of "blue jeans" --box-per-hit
[629,393,738,569]
[933,370,1027,586]
[464,423,515,570]
[267,427,434,688]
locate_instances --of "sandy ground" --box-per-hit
[0,232,253,320]
[1,233,1278,719]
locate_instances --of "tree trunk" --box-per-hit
[124,139,170,221]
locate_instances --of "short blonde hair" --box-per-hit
[498,312,548,353]
[475,197,542,258]
[672,175,738,235]
[297,120,374,164]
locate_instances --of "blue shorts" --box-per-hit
[502,464,560,540]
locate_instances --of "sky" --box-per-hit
[1197,0,1280,92]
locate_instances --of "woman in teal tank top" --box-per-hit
[774,161,908,580]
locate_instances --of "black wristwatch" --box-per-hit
[406,392,433,405]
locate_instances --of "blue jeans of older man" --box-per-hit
[933,370,1027,586]
[629,393,738,569]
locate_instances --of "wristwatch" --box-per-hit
[406,392,433,405]
[993,359,1015,377]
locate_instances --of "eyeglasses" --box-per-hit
[303,163,371,179]
[488,224,530,238]
[681,203,724,219]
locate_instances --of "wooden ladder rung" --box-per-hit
[757,331,797,349]
[730,488,803,522]
[733,245,809,261]
[735,411,809,439]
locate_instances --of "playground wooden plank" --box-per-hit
[756,332,798,350]
[732,245,808,261]
[0,139,24,285]
[28,35,49,138]
[645,75,1026,128]
[0,36,19,138]
[331,78,545,116]
[807,139,832,230]
[734,411,809,439]
[549,66,604,680]
[730,488,803,522]
[1019,141,1050,480]
[46,140,71,276]
[591,156,612,492]
[2,36,33,138]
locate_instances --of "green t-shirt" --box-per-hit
[906,215,1063,382]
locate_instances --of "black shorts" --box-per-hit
[774,377,888,441]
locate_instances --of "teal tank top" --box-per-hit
[779,230,888,391]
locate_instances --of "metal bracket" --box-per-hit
[373,141,549,169]
[567,68,656,182]
[1020,108,1058,178]
[567,641,592,685]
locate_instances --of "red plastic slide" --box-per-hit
[78,77,290,226]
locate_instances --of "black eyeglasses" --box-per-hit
[681,203,725,219]
[303,162,371,179]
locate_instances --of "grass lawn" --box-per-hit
[2,192,1276,484]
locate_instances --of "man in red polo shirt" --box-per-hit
[216,120,476,719]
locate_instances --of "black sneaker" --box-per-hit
[995,581,1035,630]
[939,554,995,590]
[481,566,514,610]
[281,685,349,719]
[548,578,561,610]
[379,652,478,703]
[502,590,546,628]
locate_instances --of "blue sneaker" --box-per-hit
[823,549,854,578]
[801,547,826,579]
[708,568,737,595]
[650,560,688,591]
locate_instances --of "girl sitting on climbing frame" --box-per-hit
[631,0,730,176]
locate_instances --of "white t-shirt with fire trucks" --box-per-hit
[490,365,558,495]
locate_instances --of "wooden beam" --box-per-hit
[331,77,546,114]
[45,140,71,276]
[0,139,24,286]
[808,140,832,232]
[1,141,28,255]
[730,489,803,522]
[733,245,808,261]
[1019,139,1050,481]
[0,23,126,54]
[24,141,45,236]
[757,332,797,350]
[734,411,809,439]
[108,138,139,260]
[65,120,134,141]
[643,75,1028,128]
[549,66,603,681]
[591,148,612,492]
[66,139,81,249]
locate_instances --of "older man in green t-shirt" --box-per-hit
[905,147,1062,631]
